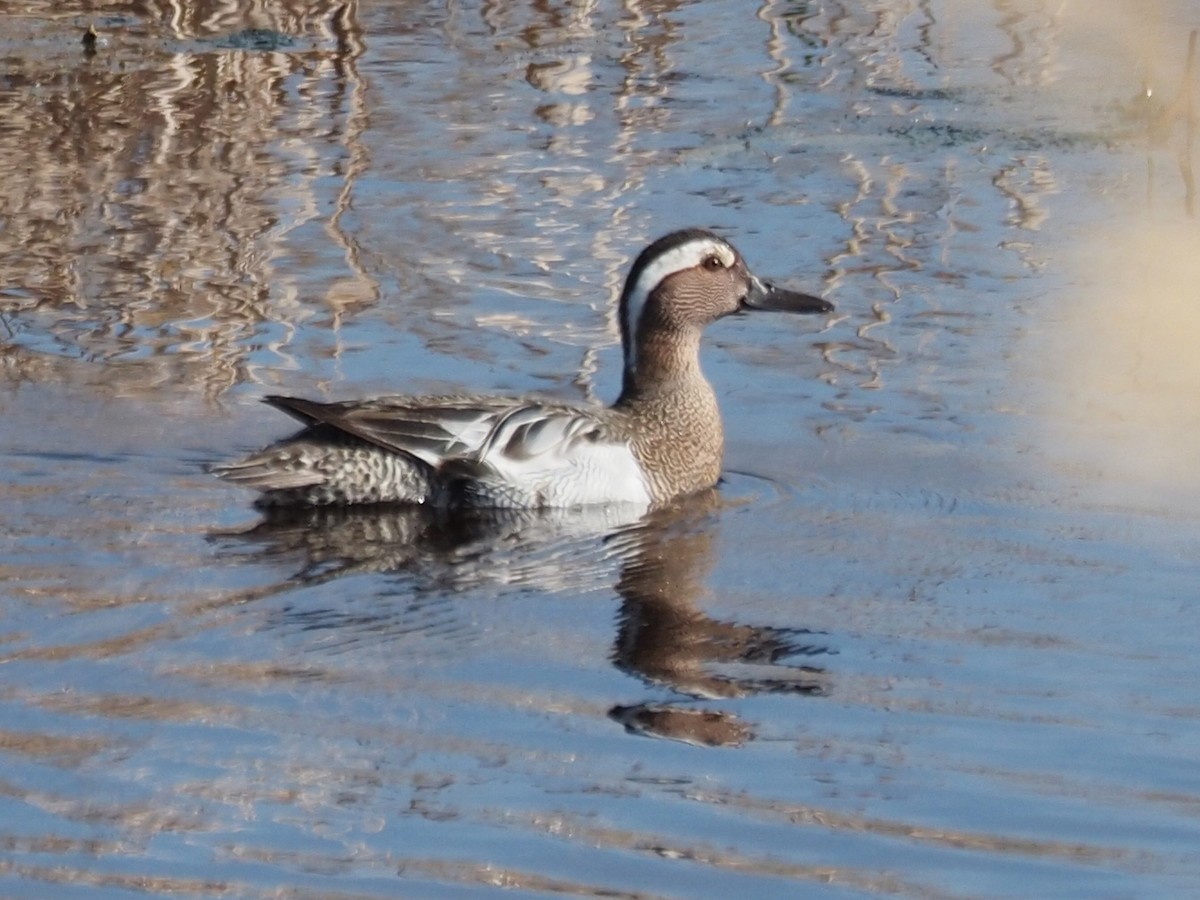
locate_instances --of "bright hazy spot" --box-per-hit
[1036,221,1200,502]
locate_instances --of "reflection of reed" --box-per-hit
[990,0,1064,87]
[1184,32,1196,215]
[992,156,1056,231]
[1141,30,1197,215]
[1035,27,1200,498]
[0,1,371,397]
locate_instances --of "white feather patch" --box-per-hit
[476,409,652,508]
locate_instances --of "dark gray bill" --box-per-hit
[743,275,833,314]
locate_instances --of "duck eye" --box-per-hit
[703,254,725,271]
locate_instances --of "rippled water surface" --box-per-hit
[3,1,1200,897]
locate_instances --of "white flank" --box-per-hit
[477,408,652,508]
[503,438,651,508]
[622,236,735,375]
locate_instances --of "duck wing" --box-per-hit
[263,394,533,466]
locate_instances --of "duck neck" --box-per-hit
[613,324,725,502]
[616,325,706,405]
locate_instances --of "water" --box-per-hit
[2,1,1199,897]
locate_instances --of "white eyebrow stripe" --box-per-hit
[621,237,734,375]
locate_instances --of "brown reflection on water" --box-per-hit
[0,728,111,767]
[989,0,1064,87]
[484,792,1128,899]
[0,1,371,397]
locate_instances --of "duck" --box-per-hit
[212,228,832,509]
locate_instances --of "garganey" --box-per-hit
[213,228,832,508]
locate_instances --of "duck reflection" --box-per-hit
[608,494,831,747]
[212,490,832,747]
[216,501,647,594]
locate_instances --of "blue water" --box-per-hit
[1,1,1199,897]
